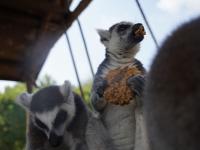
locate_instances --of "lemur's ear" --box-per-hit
[59,80,72,98]
[97,29,110,47]
[16,93,32,111]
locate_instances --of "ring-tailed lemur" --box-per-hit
[16,81,115,150]
[144,17,200,150]
[16,81,88,150]
[91,21,149,150]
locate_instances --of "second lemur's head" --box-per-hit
[16,81,75,147]
[97,21,145,58]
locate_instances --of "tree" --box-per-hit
[36,74,56,89]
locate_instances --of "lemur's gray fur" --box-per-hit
[16,81,88,150]
[16,81,115,150]
[144,17,200,150]
[91,21,149,150]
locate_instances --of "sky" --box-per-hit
[0,0,200,92]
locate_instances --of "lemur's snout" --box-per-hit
[49,132,63,147]
[133,23,146,37]
[132,23,145,42]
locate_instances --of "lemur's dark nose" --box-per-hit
[132,23,146,42]
[133,23,146,36]
[134,23,143,28]
[133,23,143,31]
[49,132,63,147]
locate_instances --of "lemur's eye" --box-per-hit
[35,118,49,130]
[117,24,131,32]
[53,110,67,128]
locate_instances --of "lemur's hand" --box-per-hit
[91,79,108,111]
[127,75,145,97]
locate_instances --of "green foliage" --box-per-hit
[0,83,26,100]
[0,99,26,150]
[73,81,92,108]
[36,74,56,89]
[0,83,26,150]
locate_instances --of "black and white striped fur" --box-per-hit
[16,81,88,150]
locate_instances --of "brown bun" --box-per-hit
[103,66,142,105]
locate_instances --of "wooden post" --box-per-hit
[25,80,34,138]
[26,80,33,94]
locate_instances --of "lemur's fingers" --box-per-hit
[127,75,145,96]
[134,59,145,72]
[96,79,108,97]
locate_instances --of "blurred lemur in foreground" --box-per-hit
[16,81,115,150]
[144,17,200,150]
[91,21,149,150]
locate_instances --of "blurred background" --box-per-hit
[0,0,199,149]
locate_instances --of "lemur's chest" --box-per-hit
[99,59,143,105]
[100,62,136,78]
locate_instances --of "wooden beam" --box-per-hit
[0,59,23,65]
[24,0,93,81]
[0,63,24,81]
[0,0,64,17]
[26,80,33,93]
[64,0,93,29]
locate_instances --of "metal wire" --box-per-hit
[64,32,85,100]
[77,18,95,78]
[135,0,159,49]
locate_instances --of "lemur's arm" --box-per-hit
[128,59,146,96]
[127,59,149,150]
[91,59,109,111]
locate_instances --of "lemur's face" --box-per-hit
[98,21,145,57]
[16,81,75,147]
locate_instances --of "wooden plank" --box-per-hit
[0,0,92,82]
[0,0,64,17]
[0,64,24,81]
[0,59,23,65]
